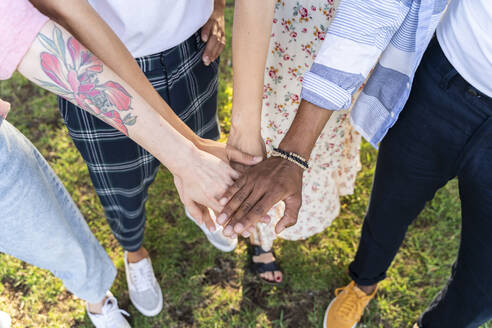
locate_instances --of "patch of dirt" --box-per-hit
[166,292,195,326]
[240,275,333,328]
[1,276,30,296]
[203,257,238,287]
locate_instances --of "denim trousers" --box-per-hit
[0,120,116,303]
[348,37,492,327]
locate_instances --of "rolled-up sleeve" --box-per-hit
[301,0,410,110]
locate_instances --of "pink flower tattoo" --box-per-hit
[37,26,136,135]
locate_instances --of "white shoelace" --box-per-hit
[101,297,130,327]
[129,260,156,294]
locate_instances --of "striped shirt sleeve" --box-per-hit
[301,0,411,110]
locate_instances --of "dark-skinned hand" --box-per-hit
[216,156,303,238]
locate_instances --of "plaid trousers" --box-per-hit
[58,31,220,251]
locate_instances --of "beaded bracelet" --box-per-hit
[271,147,309,170]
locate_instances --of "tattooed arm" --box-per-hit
[28,0,249,165]
[16,20,249,225]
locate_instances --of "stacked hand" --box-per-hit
[217,156,303,238]
[215,128,303,238]
[172,138,262,232]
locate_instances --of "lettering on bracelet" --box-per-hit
[37,26,137,135]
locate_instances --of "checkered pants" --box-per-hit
[58,31,220,251]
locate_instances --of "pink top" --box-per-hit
[0,0,48,121]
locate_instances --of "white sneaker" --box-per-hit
[87,292,130,328]
[185,208,238,252]
[0,311,11,328]
[124,252,163,317]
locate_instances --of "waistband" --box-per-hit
[431,37,492,106]
[134,31,203,73]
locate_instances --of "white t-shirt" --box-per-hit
[437,0,492,97]
[88,0,214,58]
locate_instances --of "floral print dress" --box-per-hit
[253,0,362,250]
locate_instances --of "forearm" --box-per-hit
[29,0,201,146]
[278,100,334,159]
[17,20,195,175]
[230,0,275,135]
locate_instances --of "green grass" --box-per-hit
[0,1,489,327]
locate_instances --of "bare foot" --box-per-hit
[252,251,283,283]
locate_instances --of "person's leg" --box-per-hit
[324,37,476,327]
[58,91,162,315]
[417,98,492,326]
[59,96,159,256]
[0,120,116,304]
[348,41,467,288]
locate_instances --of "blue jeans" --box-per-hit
[0,120,116,303]
[348,38,492,327]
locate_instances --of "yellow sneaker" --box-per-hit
[323,281,377,328]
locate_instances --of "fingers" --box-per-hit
[275,194,302,234]
[201,20,213,43]
[222,192,263,236]
[201,207,217,232]
[227,166,241,181]
[207,197,224,214]
[201,20,225,65]
[202,34,218,66]
[201,21,213,65]
[260,215,271,224]
[216,177,249,225]
[225,194,275,238]
[186,200,204,225]
[218,176,247,209]
[230,161,248,174]
[226,145,263,166]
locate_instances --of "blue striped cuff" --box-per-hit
[301,71,353,110]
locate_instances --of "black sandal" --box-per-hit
[249,245,283,285]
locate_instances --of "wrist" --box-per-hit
[278,99,331,159]
[212,0,225,15]
[230,117,261,138]
[278,135,313,160]
[164,140,199,176]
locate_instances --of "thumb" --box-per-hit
[226,145,263,165]
[202,207,217,232]
[275,195,301,234]
[201,20,213,42]
[186,200,204,225]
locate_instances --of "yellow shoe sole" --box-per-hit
[323,298,357,328]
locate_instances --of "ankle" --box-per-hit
[127,246,149,263]
[356,283,377,295]
[87,296,108,314]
